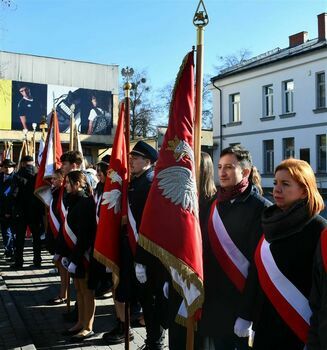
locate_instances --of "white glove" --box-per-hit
[61,257,70,270]
[135,263,147,284]
[163,282,169,299]
[106,266,112,273]
[53,254,60,262]
[234,317,253,337]
[68,262,77,274]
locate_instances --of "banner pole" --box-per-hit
[123,72,132,350]
[186,2,209,350]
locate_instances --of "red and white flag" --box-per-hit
[34,111,62,206]
[94,102,128,288]
[139,51,204,323]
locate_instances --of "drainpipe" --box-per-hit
[212,79,223,154]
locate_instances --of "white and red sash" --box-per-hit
[127,201,138,255]
[58,185,67,223]
[321,228,327,273]
[62,216,90,268]
[49,197,60,238]
[255,236,311,344]
[208,199,250,291]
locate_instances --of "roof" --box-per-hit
[212,38,327,81]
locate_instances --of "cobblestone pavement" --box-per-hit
[0,238,168,350]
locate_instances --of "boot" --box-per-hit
[102,320,134,345]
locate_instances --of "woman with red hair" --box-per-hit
[237,158,326,350]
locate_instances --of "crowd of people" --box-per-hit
[0,143,327,350]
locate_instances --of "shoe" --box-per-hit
[102,322,134,345]
[47,296,67,305]
[32,261,42,268]
[70,330,95,342]
[61,328,83,336]
[10,263,23,270]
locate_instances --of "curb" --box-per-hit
[0,273,37,350]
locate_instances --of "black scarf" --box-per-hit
[216,177,249,202]
[262,199,312,242]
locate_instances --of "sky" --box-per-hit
[0,0,326,92]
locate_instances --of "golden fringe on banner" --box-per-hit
[138,234,204,324]
[93,249,120,289]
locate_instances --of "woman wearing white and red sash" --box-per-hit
[45,168,69,306]
[308,227,327,349]
[88,156,113,298]
[238,159,326,350]
[61,170,97,341]
[197,145,270,350]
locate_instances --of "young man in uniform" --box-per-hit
[103,141,165,350]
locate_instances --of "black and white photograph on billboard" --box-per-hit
[47,85,113,135]
[11,81,47,131]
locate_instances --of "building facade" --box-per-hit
[0,51,119,164]
[211,13,327,190]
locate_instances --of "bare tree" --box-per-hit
[123,70,158,139]
[214,48,252,73]
[157,73,213,129]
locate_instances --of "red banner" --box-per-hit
[139,52,204,322]
[94,102,128,287]
[34,111,62,206]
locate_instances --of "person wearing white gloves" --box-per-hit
[60,170,97,342]
[196,146,270,350]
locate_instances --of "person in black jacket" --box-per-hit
[237,158,326,350]
[197,145,270,350]
[61,170,97,341]
[0,159,16,258]
[10,155,44,268]
[308,230,327,350]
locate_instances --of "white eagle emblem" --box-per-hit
[102,189,121,214]
[157,166,198,216]
[107,169,122,185]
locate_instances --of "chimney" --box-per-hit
[289,31,308,47]
[318,13,327,41]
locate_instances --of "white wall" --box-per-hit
[211,48,327,187]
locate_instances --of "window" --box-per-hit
[300,148,310,164]
[316,72,326,109]
[263,140,274,174]
[230,93,240,122]
[283,138,295,159]
[263,85,274,117]
[317,134,326,172]
[283,80,294,113]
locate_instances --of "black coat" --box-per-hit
[198,185,271,337]
[0,172,15,219]
[308,234,327,350]
[65,191,97,274]
[241,203,327,350]
[10,165,44,222]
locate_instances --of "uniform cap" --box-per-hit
[130,141,158,163]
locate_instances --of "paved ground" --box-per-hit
[0,238,168,350]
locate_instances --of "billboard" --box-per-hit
[0,80,113,135]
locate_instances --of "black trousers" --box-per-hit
[13,218,42,266]
[137,281,165,350]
